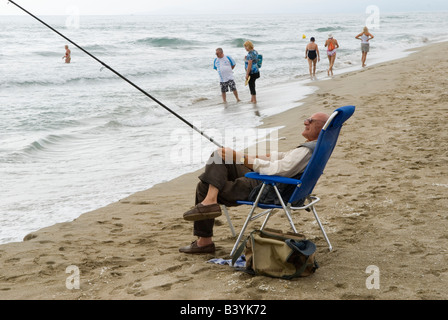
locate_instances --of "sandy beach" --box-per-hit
[0,41,447,301]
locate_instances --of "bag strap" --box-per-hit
[284,256,311,280]
[259,229,290,241]
[231,229,259,265]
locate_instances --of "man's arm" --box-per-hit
[252,147,312,177]
[219,147,271,170]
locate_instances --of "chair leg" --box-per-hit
[230,183,267,258]
[230,203,257,258]
[221,205,236,237]
[260,209,274,230]
[310,205,333,251]
[273,185,298,233]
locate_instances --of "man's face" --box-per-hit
[302,113,327,141]
[216,50,223,58]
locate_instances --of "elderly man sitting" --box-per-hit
[179,112,329,254]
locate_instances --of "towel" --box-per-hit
[207,255,246,268]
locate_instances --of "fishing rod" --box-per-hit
[8,0,224,148]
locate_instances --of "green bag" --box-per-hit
[232,228,318,279]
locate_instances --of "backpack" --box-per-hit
[232,228,319,279]
[256,54,263,68]
[250,50,262,68]
[327,40,335,51]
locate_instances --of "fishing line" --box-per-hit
[8,0,224,148]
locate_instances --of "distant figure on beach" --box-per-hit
[305,37,320,79]
[324,34,339,76]
[62,45,71,63]
[244,40,260,104]
[179,112,329,254]
[213,48,241,103]
[355,26,374,67]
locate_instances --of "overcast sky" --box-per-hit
[1,0,447,15]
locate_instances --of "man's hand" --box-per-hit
[218,148,253,169]
[219,147,238,163]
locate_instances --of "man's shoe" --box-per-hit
[179,240,215,254]
[183,203,222,221]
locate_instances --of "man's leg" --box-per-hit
[194,184,218,247]
[233,90,240,102]
[180,154,258,253]
[220,82,228,103]
[229,80,241,102]
[193,162,259,236]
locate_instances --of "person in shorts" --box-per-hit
[355,26,374,67]
[213,48,241,103]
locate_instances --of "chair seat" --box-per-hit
[236,200,283,209]
[245,172,302,185]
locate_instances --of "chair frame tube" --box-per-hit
[230,183,267,257]
[230,193,333,259]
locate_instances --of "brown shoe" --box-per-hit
[183,203,222,221]
[179,240,215,254]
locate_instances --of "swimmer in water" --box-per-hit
[62,45,71,63]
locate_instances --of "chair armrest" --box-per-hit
[245,172,302,185]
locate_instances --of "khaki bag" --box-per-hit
[232,228,319,279]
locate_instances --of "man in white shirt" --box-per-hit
[214,48,241,103]
[179,112,329,253]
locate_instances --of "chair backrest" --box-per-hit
[288,105,355,203]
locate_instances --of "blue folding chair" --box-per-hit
[228,105,355,257]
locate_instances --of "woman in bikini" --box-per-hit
[62,45,71,64]
[305,37,320,79]
[355,26,374,67]
[325,33,339,76]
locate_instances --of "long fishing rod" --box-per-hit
[8,0,223,148]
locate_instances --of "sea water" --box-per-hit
[1,12,448,244]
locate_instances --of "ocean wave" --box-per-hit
[104,116,164,128]
[2,76,112,88]
[226,38,246,48]
[1,68,171,88]
[34,51,62,57]
[21,134,78,156]
[134,36,201,48]
[82,44,116,53]
[384,14,410,20]
[315,26,346,33]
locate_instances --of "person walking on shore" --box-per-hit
[355,26,374,67]
[305,37,320,79]
[213,48,241,103]
[178,112,329,254]
[324,34,339,76]
[243,40,260,104]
